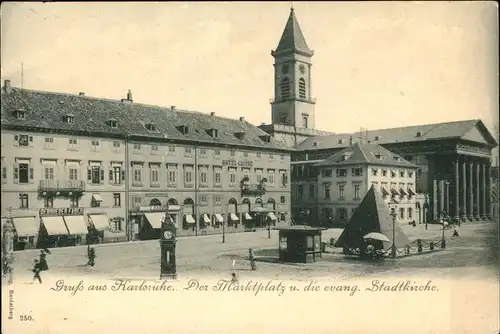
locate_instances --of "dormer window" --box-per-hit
[176,125,189,135]
[416,132,422,137]
[259,134,271,143]
[64,114,75,124]
[373,153,383,160]
[15,109,26,119]
[312,142,318,147]
[107,119,118,129]
[145,123,157,131]
[394,156,401,161]
[338,152,352,162]
[338,139,343,144]
[374,136,380,141]
[206,128,219,138]
[234,131,245,140]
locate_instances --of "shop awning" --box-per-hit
[267,212,277,221]
[203,214,211,224]
[42,216,69,236]
[400,188,408,196]
[63,216,88,235]
[145,212,165,229]
[390,188,399,195]
[408,188,415,196]
[214,214,224,223]
[88,214,110,230]
[92,194,104,202]
[185,214,196,224]
[12,217,39,237]
[244,213,252,220]
[229,213,239,221]
[381,187,390,196]
[167,205,181,212]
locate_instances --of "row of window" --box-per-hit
[319,167,414,178]
[16,193,287,210]
[12,134,286,160]
[297,182,415,201]
[316,206,414,221]
[15,193,118,209]
[280,77,307,100]
[2,162,289,188]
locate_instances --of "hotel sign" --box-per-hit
[137,205,181,213]
[222,160,254,168]
[39,207,84,217]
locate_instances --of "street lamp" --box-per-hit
[388,199,398,259]
[222,206,226,244]
[440,211,448,249]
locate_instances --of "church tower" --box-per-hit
[271,8,315,129]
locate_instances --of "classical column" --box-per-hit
[486,163,492,220]
[460,157,467,220]
[474,161,480,220]
[453,157,460,221]
[481,162,487,220]
[468,159,474,221]
[439,180,445,217]
[445,181,450,217]
[432,180,438,220]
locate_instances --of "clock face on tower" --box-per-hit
[299,64,305,74]
[281,65,289,74]
[163,230,173,240]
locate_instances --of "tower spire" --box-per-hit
[273,7,313,57]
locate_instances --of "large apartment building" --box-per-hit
[1,81,292,249]
[293,142,421,225]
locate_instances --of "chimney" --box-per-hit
[3,79,12,93]
[239,117,245,122]
[79,92,85,96]
[349,136,353,146]
[126,89,133,101]
[210,112,216,116]
[171,106,176,111]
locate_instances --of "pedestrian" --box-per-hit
[32,259,43,284]
[452,228,459,237]
[231,272,238,284]
[39,251,49,271]
[249,248,256,271]
[88,247,96,267]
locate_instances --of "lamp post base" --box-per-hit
[160,273,177,280]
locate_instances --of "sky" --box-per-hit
[1,2,498,142]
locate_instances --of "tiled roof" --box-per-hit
[1,87,292,151]
[299,119,497,151]
[274,8,313,56]
[315,142,417,168]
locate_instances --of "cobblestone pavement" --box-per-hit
[2,222,498,334]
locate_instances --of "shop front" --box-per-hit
[7,216,39,250]
[39,207,87,248]
[132,205,180,240]
[87,213,111,244]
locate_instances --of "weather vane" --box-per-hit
[290,2,294,10]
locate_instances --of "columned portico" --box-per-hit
[453,158,460,221]
[480,162,487,220]
[460,157,467,220]
[474,161,481,220]
[486,164,492,220]
[468,160,474,221]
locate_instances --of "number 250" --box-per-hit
[20,315,33,321]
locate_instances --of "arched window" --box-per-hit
[149,198,161,206]
[298,78,306,99]
[280,77,290,100]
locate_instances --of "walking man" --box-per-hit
[32,259,43,284]
[249,248,256,271]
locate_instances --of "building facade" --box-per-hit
[1,81,292,249]
[293,142,420,225]
[259,9,498,223]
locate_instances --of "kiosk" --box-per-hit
[275,225,326,263]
